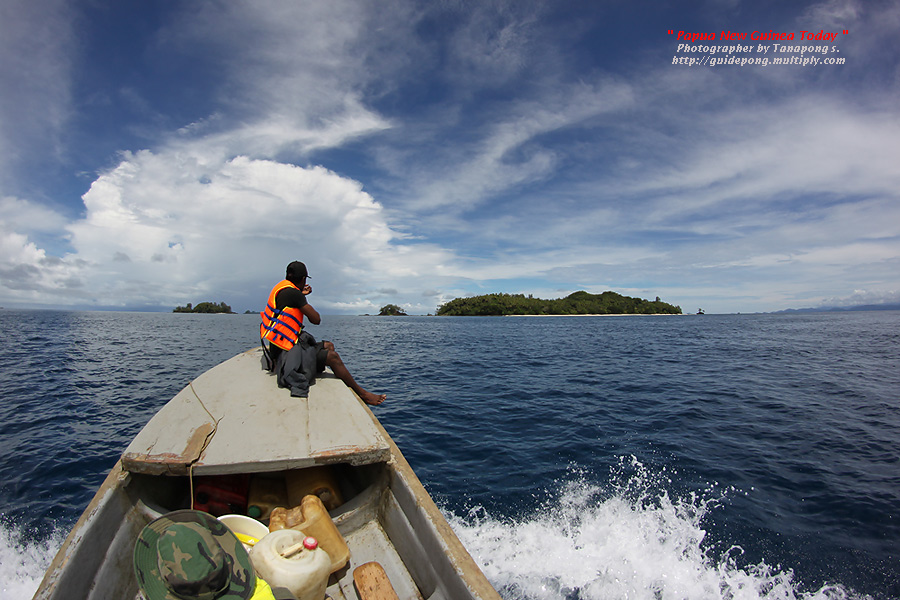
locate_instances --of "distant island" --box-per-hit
[436,291,682,316]
[173,301,235,314]
[774,303,900,314]
[378,304,408,316]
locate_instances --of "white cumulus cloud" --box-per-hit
[47,148,452,310]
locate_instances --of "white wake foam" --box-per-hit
[0,520,64,600]
[447,457,861,600]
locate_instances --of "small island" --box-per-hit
[378,304,408,316]
[173,301,235,314]
[436,291,682,316]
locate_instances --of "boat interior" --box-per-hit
[136,460,437,599]
[46,458,475,600]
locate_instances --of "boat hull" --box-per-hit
[34,349,499,600]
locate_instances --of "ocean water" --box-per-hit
[1,310,897,599]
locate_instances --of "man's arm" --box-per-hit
[301,303,321,325]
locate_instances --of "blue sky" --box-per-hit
[1,0,898,314]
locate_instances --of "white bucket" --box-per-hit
[218,514,269,549]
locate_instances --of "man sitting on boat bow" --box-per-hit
[260,261,386,406]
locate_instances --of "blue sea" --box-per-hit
[1,309,898,600]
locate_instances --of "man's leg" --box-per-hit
[323,341,386,406]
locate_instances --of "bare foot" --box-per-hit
[361,390,386,406]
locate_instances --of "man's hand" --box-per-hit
[302,284,312,295]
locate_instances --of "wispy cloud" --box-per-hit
[0,0,897,313]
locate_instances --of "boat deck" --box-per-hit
[122,349,391,476]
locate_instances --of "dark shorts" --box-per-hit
[314,341,328,373]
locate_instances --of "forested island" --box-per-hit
[436,291,682,316]
[173,301,234,314]
[378,304,408,316]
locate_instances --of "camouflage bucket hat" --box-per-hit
[134,510,256,600]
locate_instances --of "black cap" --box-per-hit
[286,261,310,283]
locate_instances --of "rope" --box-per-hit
[187,380,221,510]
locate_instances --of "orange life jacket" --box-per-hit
[260,280,305,351]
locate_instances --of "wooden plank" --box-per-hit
[308,376,387,464]
[353,562,401,600]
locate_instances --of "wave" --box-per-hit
[446,457,866,600]
[0,518,64,600]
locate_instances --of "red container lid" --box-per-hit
[303,536,318,550]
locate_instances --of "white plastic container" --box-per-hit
[268,495,350,573]
[250,529,331,600]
